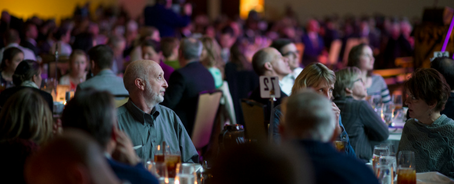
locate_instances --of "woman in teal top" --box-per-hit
[200,36,224,89]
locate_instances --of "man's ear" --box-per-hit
[264,62,272,71]
[91,60,95,70]
[134,78,146,91]
[344,87,352,94]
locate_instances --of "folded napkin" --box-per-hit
[417,172,454,184]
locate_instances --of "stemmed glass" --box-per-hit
[175,163,197,184]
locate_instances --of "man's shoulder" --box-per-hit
[116,105,129,117]
[157,104,178,118]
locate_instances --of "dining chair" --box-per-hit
[191,90,223,153]
[240,99,267,141]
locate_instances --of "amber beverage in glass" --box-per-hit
[397,168,416,184]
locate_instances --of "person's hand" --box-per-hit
[332,102,341,129]
[183,3,192,16]
[111,129,141,166]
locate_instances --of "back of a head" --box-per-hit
[220,25,235,37]
[107,34,125,48]
[4,29,20,44]
[292,63,336,95]
[26,130,118,184]
[160,37,179,58]
[270,39,293,54]
[88,45,113,70]
[180,37,203,61]
[200,36,222,67]
[72,32,94,53]
[12,60,40,87]
[1,47,23,70]
[333,67,361,99]
[211,142,311,184]
[431,57,454,90]
[282,89,336,142]
[252,47,275,75]
[61,88,115,148]
[53,27,69,41]
[0,89,52,145]
[230,41,251,71]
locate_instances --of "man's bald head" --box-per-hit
[252,47,280,75]
[281,89,336,142]
[4,29,20,44]
[25,130,119,184]
[123,60,159,92]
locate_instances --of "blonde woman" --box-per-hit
[0,89,53,183]
[59,50,88,91]
[200,36,224,89]
[275,63,356,157]
[333,67,388,162]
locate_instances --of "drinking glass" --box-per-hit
[381,103,395,126]
[397,151,416,184]
[334,136,347,152]
[146,161,168,183]
[393,94,403,110]
[373,145,389,174]
[377,157,393,184]
[175,163,196,184]
[154,143,181,178]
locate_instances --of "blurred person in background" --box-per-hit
[59,50,88,91]
[0,29,36,61]
[333,67,389,162]
[0,89,53,184]
[20,22,39,57]
[162,38,215,136]
[129,27,160,62]
[301,19,324,66]
[225,41,259,125]
[0,60,53,111]
[347,43,391,103]
[141,39,174,81]
[219,26,237,63]
[50,27,72,56]
[431,57,454,119]
[398,68,453,177]
[0,47,23,89]
[107,35,126,74]
[280,89,379,183]
[200,36,224,89]
[160,37,180,69]
[72,32,94,53]
[144,0,192,38]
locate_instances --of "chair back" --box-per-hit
[191,90,223,149]
[219,81,236,125]
[240,99,267,141]
[328,39,342,66]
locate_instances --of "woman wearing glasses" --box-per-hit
[333,67,389,162]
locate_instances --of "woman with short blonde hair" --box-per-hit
[291,63,336,96]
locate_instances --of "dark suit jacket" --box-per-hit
[0,86,53,112]
[144,4,191,37]
[301,33,325,66]
[295,140,379,184]
[162,61,215,136]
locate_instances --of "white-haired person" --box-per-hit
[273,63,356,157]
[280,89,379,183]
[333,67,389,162]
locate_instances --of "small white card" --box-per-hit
[430,51,450,61]
[259,76,281,99]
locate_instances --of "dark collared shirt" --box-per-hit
[117,100,198,163]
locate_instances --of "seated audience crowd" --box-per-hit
[0,0,453,183]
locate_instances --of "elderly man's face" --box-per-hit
[145,65,168,104]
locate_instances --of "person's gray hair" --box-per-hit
[282,89,336,142]
[180,38,203,60]
[333,67,361,99]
